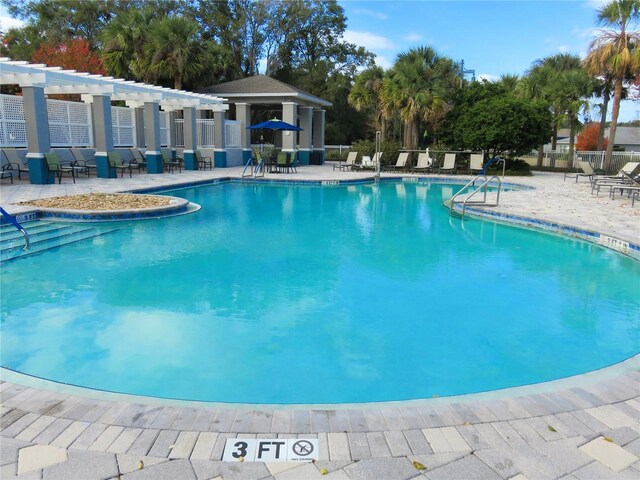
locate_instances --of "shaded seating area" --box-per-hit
[162,149,182,173]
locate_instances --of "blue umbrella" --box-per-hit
[247,119,303,131]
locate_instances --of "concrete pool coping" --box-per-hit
[1,165,639,478]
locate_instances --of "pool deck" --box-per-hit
[1,164,639,479]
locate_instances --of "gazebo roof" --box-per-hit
[0,58,228,111]
[200,75,332,108]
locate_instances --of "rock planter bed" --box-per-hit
[18,192,195,221]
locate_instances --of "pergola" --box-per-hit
[0,58,229,184]
[201,75,332,165]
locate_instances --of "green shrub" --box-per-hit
[351,139,403,166]
[485,158,532,176]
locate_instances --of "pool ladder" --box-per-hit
[241,156,265,179]
[449,174,502,220]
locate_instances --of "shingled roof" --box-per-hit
[199,75,332,107]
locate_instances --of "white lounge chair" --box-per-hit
[334,151,358,171]
[563,161,594,183]
[469,154,484,174]
[412,153,433,173]
[385,152,409,172]
[438,153,456,174]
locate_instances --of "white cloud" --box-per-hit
[353,8,389,20]
[477,73,500,83]
[557,45,570,53]
[0,14,23,31]
[374,55,393,70]
[403,33,422,42]
[343,30,395,50]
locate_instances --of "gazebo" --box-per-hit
[200,75,332,166]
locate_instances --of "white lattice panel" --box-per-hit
[111,106,135,146]
[174,119,184,147]
[0,94,27,146]
[47,99,92,147]
[159,112,169,146]
[0,94,25,121]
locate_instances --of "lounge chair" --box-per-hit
[289,151,298,173]
[44,152,75,183]
[563,161,594,184]
[108,152,133,178]
[1,149,29,180]
[591,162,640,195]
[356,152,382,170]
[1,155,13,183]
[438,153,456,174]
[334,151,357,171]
[384,152,410,172]
[412,153,433,173]
[469,154,484,174]
[161,149,181,173]
[196,150,212,170]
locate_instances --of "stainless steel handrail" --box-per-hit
[0,206,30,250]
[449,174,502,220]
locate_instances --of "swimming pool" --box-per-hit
[1,181,638,404]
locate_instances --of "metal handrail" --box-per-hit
[0,206,30,250]
[241,156,253,178]
[449,174,502,220]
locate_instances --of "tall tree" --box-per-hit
[584,0,640,171]
[32,38,106,74]
[381,46,458,149]
[348,66,387,138]
[145,15,210,90]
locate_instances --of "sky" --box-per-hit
[339,0,639,122]
[0,0,637,122]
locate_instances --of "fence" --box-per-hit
[173,119,241,148]
[524,150,640,172]
[46,98,93,147]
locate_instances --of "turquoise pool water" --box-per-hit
[1,181,639,404]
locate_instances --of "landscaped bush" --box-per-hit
[351,139,403,167]
[485,158,532,176]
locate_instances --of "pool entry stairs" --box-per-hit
[0,219,117,262]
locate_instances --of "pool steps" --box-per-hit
[0,220,118,262]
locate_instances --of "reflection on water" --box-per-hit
[1,182,639,404]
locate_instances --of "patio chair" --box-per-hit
[412,152,433,173]
[161,149,181,173]
[469,154,484,174]
[196,150,212,170]
[289,151,298,173]
[130,148,147,171]
[44,152,75,184]
[1,149,29,180]
[563,161,594,184]
[334,151,358,171]
[1,154,13,183]
[108,152,133,178]
[438,153,457,174]
[275,151,290,173]
[384,152,410,172]
[70,148,97,177]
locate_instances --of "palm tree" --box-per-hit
[348,66,386,138]
[146,16,210,90]
[584,0,640,172]
[381,46,458,149]
[102,8,156,83]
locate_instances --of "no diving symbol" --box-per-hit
[292,440,314,456]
